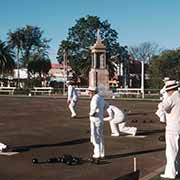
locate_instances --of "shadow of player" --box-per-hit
[11,138,89,152]
[114,170,140,180]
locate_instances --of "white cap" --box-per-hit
[66,80,70,84]
[163,77,170,82]
[165,80,180,91]
[88,86,97,91]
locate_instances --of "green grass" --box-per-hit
[149,176,161,180]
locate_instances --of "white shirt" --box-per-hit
[67,85,78,102]
[161,91,180,133]
[89,94,107,120]
[104,105,125,122]
[160,85,168,100]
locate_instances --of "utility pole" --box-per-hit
[141,60,145,99]
[17,48,20,88]
[17,40,22,89]
[63,49,68,95]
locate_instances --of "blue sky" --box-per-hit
[1,0,180,62]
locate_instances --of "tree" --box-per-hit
[8,25,50,67]
[8,25,51,87]
[28,52,51,87]
[129,42,160,63]
[57,15,124,82]
[148,49,180,88]
[111,45,130,87]
[0,40,15,76]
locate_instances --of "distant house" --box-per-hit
[109,59,146,88]
[48,63,73,83]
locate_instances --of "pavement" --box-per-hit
[0,96,167,180]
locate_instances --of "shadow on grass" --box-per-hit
[137,129,165,136]
[114,170,140,180]
[128,112,149,116]
[80,159,111,165]
[106,147,165,160]
[75,116,89,119]
[11,138,89,152]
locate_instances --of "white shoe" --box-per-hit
[111,133,119,137]
[71,114,77,118]
[132,128,137,136]
[92,155,100,159]
[100,155,105,159]
[160,174,175,179]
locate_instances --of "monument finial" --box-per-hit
[97,29,101,43]
[91,29,106,49]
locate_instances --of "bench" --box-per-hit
[0,87,16,95]
[30,87,54,96]
[75,87,88,96]
[114,88,141,98]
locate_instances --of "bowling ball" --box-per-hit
[72,157,80,164]
[61,154,73,164]
[32,158,38,164]
[48,157,58,163]
[57,157,62,162]
[93,158,100,164]
[61,156,66,163]
[66,160,72,165]
[159,135,165,142]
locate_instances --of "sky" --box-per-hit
[0,0,180,63]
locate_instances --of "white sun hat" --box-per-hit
[165,80,180,91]
[163,77,170,82]
[66,80,71,84]
[88,86,97,91]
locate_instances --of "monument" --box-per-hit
[89,30,110,95]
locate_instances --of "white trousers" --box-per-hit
[90,119,104,158]
[68,100,77,117]
[163,131,180,179]
[110,120,136,135]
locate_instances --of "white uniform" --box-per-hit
[67,85,78,117]
[89,94,107,158]
[161,91,180,179]
[160,85,168,101]
[156,85,168,123]
[104,105,137,136]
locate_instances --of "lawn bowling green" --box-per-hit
[0,96,166,180]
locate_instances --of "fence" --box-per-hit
[0,86,16,95]
[0,86,162,99]
[113,88,142,98]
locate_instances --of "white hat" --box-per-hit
[165,80,180,91]
[66,80,71,84]
[88,86,97,91]
[163,77,170,82]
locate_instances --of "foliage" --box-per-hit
[148,49,180,88]
[111,45,130,87]
[8,25,51,67]
[129,42,160,63]
[28,52,51,78]
[57,15,124,81]
[0,40,15,74]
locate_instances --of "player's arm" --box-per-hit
[89,97,98,117]
[104,108,113,121]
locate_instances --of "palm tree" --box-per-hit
[0,40,15,78]
[8,26,51,88]
[28,52,51,87]
[8,30,23,87]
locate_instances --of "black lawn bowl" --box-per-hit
[32,155,81,166]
